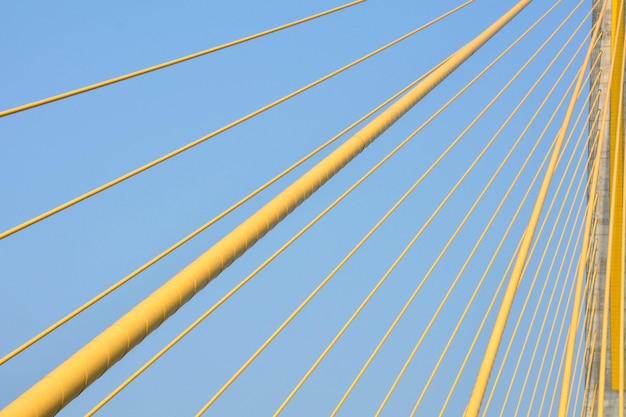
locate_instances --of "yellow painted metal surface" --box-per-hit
[609,0,625,391]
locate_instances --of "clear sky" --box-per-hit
[0,1,594,415]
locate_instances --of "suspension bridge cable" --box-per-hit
[394,118,581,417]
[281,15,589,409]
[408,69,591,417]
[543,227,586,417]
[518,129,594,417]
[84,60,451,417]
[493,77,591,417]
[462,0,602,411]
[0,1,472,241]
[188,8,549,416]
[482,66,599,416]
[438,36,591,413]
[483,100,594,417]
[492,108,594,416]
[437,142,552,416]
[277,13,596,413]
[89,3,529,407]
[0,1,365,118]
[502,88,597,413]
[0,47,448,371]
[533,107,599,417]
[540,216,588,417]
[2,2,516,415]
[482,86,591,417]
[438,59,583,417]
[379,30,594,417]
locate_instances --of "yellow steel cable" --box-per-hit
[513,135,593,417]
[92,3,527,408]
[480,81,594,417]
[2,2,514,415]
[462,1,602,412]
[542,219,590,417]
[508,188,586,417]
[483,65,601,416]
[277,4,582,413]
[506,68,601,417]
[272,12,596,417]
[0,1,366,118]
[416,109,587,417]
[313,58,552,415]
[438,57,585,417]
[409,67,590,417]
[569,270,598,415]
[493,104,599,417]
[473,42,590,417]
[86,60,451,417]
[0,49,447,370]
[184,9,551,417]
[598,1,626,412]
[381,27,596,417]
[438,46,600,417]
[0,1,473,241]
[540,146,600,417]
[545,240,587,417]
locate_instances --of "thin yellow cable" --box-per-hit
[438,55,585,417]
[0,1,366,118]
[0,0,473,241]
[505,190,586,417]
[539,146,599,417]
[0,46,446,370]
[272,7,588,415]
[463,0,601,410]
[476,42,592,417]
[420,105,588,417]
[508,77,601,417]
[544,237,588,417]
[438,46,600,417]
[91,16,516,415]
[483,85,594,417]
[85,58,450,417]
[2,1,518,414]
[382,24,596,417]
[543,219,590,417]
[181,8,545,417]
[485,61,601,416]
[516,158,592,417]
[340,52,566,416]
[408,62,590,417]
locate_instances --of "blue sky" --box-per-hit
[0,1,594,415]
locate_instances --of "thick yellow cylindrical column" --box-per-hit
[0,2,529,416]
